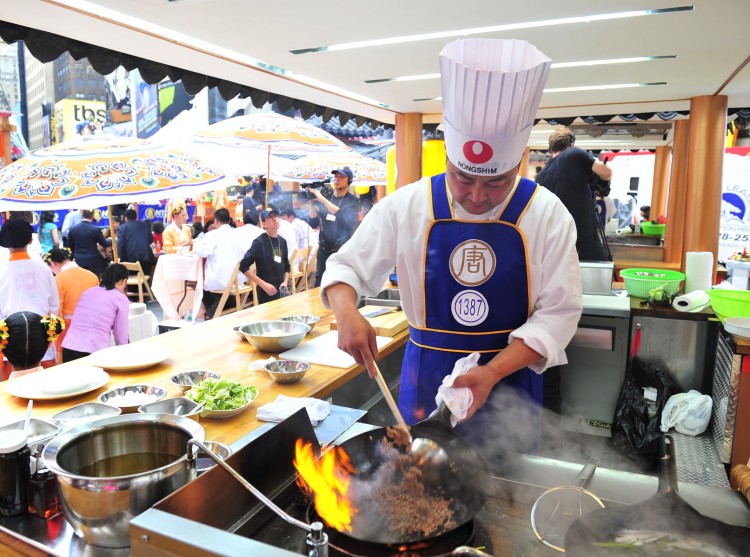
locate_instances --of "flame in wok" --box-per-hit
[293,439,357,532]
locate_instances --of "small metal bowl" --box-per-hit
[238,320,310,352]
[232,325,245,340]
[195,441,233,474]
[280,315,320,333]
[171,371,220,393]
[265,359,310,384]
[52,402,122,428]
[98,385,167,414]
[138,397,203,421]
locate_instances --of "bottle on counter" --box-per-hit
[27,444,60,519]
[0,430,30,517]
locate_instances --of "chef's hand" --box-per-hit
[337,307,379,377]
[451,364,499,420]
[260,281,277,296]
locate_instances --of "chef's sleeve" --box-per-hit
[509,203,583,373]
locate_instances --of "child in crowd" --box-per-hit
[1,312,64,380]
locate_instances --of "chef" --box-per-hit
[321,38,583,457]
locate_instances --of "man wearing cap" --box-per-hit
[307,166,359,287]
[535,126,613,261]
[0,219,60,373]
[321,39,582,459]
[239,208,291,305]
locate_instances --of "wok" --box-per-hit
[327,404,491,545]
[565,435,750,556]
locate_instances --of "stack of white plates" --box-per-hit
[129,302,146,316]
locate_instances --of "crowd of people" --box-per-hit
[0,166,366,380]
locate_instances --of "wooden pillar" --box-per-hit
[650,146,671,220]
[394,113,422,189]
[519,147,531,180]
[0,112,15,166]
[663,120,690,265]
[682,95,728,281]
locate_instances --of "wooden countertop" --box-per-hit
[0,289,409,447]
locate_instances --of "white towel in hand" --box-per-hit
[435,352,480,427]
[248,357,276,372]
[257,394,331,426]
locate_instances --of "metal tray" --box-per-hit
[51,402,122,428]
[0,418,60,448]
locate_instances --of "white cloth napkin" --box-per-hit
[257,394,331,426]
[248,356,276,372]
[435,352,480,427]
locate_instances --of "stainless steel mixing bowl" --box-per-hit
[238,320,310,352]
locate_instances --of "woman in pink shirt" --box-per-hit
[62,264,130,363]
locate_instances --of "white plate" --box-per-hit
[7,366,109,400]
[724,317,750,339]
[88,345,172,371]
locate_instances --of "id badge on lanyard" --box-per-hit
[273,255,282,263]
[326,213,336,222]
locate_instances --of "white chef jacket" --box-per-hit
[192,224,250,291]
[233,222,264,254]
[291,217,315,250]
[278,220,299,258]
[0,256,61,362]
[321,176,583,372]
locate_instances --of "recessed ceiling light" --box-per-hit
[414,81,667,101]
[367,56,676,83]
[544,82,667,93]
[292,6,693,54]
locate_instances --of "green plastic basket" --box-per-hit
[640,222,666,237]
[619,268,685,298]
[708,289,750,323]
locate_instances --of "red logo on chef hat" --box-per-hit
[463,141,493,164]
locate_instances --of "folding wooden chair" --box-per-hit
[305,245,319,290]
[119,261,155,303]
[289,246,310,294]
[208,262,256,318]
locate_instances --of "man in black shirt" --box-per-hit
[536,127,613,261]
[307,166,359,286]
[239,208,290,304]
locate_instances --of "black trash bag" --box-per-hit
[611,358,678,465]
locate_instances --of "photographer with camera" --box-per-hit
[536,126,612,261]
[307,166,359,286]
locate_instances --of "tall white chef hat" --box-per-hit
[440,39,551,176]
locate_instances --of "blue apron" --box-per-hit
[399,173,543,457]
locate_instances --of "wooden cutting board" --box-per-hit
[330,305,409,336]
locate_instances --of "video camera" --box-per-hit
[299,179,334,201]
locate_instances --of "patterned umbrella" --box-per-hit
[192,112,352,155]
[271,151,386,186]
[0,135,229,211]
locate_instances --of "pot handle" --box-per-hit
[187,439,313,534]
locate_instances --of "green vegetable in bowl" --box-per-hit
[186,378,258,410]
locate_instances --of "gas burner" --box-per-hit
[307,505,478,557]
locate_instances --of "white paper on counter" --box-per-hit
[672,290,710,312]
[280,330,393,368]
[685,252,713,293]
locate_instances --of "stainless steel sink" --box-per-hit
[361,288,401,308]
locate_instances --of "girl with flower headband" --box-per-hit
[0,312,64,380]
[0,218,61,378]
[162,200,193,254]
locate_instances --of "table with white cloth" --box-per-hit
[150,254,204,320]
[128,310,159,342]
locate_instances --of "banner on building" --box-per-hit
[54,99,106,143]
